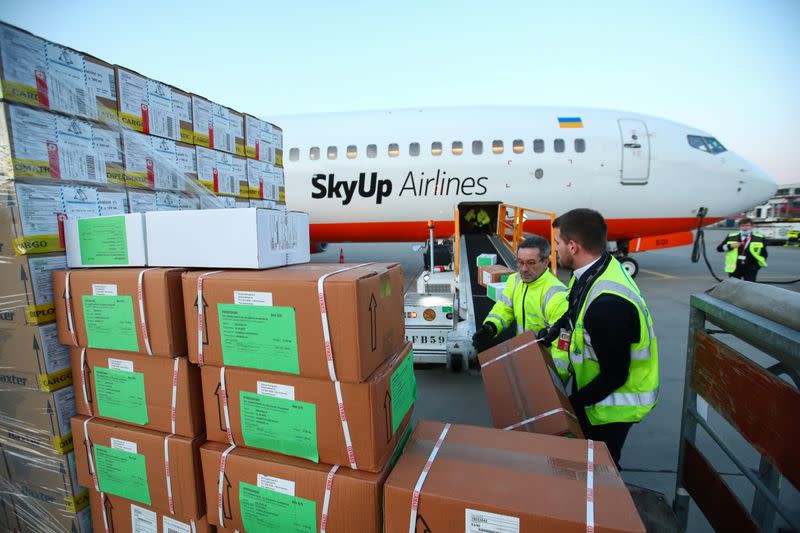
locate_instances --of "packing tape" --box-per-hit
[81,417,99,491]
[99,491,110,533]
[586,439,595,533]
[196,271,223,365]
[190,520,197,533]
[219,366,235,445]
[137,268,157,356]
[79,348,94,417]
[316,262,373,470]
[64,271,78,346]
[504,407,576,431]
[408,423,450,533]
[479,338,540,368]
[217,444,237,529]
[164,434,175,514]
[320,464,339,533]
[170,357,179,434]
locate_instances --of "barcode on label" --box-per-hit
[75,88,88,116]
[86,155,97,179]
[108,74,116,97]
[225,133,232,150]
[167,117,175,139]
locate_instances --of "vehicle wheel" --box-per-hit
[448,353,463,372]
[620,256,639,278]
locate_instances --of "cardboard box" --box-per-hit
[0,491,92,533]
[53,268,187,357]
[230,109,245,156]
[200,441,391,532]
[128,190,198,213]
[0,22,117,122]
[478,264,514,288]
[271,124,284,167]
[244,114,268,161]
[98,188,129,215]
[173,88,194,144]
[245,158,280,200]
[94,123,126,186]
[88,489,212,533]
[200,343,415,472]
[191,95,239,154]
[486,281,506,302]
[146,207,310,268]
[121,130,185,190]
[182,261,403,379]
[71,415,206,518]
[0,102,110,183]
[478,331,582,437]
[65,213,147,267]
[476,253,497,267]
[0,385,76,454]
[71,348,204,437]
[287,211,312,265]
[0,444,90,527]
[176,141,198,185]
[195,146,239,196]
[0,323,72,391]
[384,421,645,533]
[0,253,67,325]
[116,67,180,140]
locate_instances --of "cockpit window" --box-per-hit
[688,135,727,154]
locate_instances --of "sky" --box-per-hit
[4,0,799,183]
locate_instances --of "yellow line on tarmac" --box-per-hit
[639,268,677,279]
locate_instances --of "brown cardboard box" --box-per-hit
[0,385,76,454]
[477,264,514,288]
[201,442,391,532]
[53,268,187,356]
[0,253,66,325]
[0,323,72,392]
[182,263,405,382]
[71,348,204,437]
[384,421,645,533]
[173,87,194,144]
[200,342,415,472]
[88,489,213,533]
[231,109,245,157]
[478,330,583,437]
[71,415,206,519]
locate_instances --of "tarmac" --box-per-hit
[312,228,800,532]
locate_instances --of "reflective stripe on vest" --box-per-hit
[592,388,658,407]
[487,313,508,331]
[542,285,567,327]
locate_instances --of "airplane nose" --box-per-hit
[750,167,778,205]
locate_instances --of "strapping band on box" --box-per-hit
[170,357,179,434]
[217,444,237,528]
[137,268,157,356]
[164,434,175,514]
[504,407,577,431]
[480,338,540,368]
[316,263,374,470]
[408,423,450,533]
[196,271,224,365]
[81,417,99,491]
[219,366,235,445]
[79,348,93,417]
[64,271,78,346]
[99,491,110,533]
[586,439,595,533]
[320,464,339,533]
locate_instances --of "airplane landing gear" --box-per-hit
[614,239,639,278]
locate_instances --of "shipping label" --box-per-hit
[234,291,273,306]
[155,191,182,211]
[15,183,62,236]
[0,25,46,107]
[40,322,71,374]
[268,211,300,251]
[122,130,153,188]
[29,255,67,305]
[256,474,295,496]
[82,295,139,352]
[127,190,156,213]
[175,144,197,180]
[131,505,157,533]
[151,137,181,190]
[218,304,299,373]
[191,96,212,146]
[78,216,129,265]
[53,385,77,436]
[211,103,232,153]
[84,59,117,123]
[162,516,192,533]
[93,127,124,184]
[117,69,147,132]
[54,115,105,183]
[44,43,90,119]
[97,190,128,215]
[230,112,244,156]
[256,381,295,400]
[465,509,520,533]
[145,79,178,140]
[240,482,315,533]
[95,367,148,425]
[93,444,151,505]
[110,438,138,454]
[233,155,247,196]
[108,358,133,372]
[94,283,120,297]
[195,146,217,193]
[61,185,101,221]
[390,352,417,432]
[172,91,193,143]
[240,391,318,462]
[9,105,55,179]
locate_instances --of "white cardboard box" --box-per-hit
[145,208,310,268]
[65,213,147,267]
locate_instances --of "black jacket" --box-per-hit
[716,231,767,270]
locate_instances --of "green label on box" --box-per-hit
[240,391,318,462]
[82,296,139,352]
[390,351,417,433]
[240,482,316,533]
[500,274,510,282]
[94,367,148,425]
[93,444,151,505]
[218,304,299,374]
[78,216,129,265]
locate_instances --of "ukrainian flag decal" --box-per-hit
[558,117,583,128]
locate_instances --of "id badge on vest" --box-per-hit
[557,329,572,351]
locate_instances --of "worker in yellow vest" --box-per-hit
[464,207,491,233]
[540,208,658,467]
[716,218,767,281]
[472,235,571,381]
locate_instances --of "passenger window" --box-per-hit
[367,144,377,158]
[472,140,483,155]
[289,148,299,161]
[431,142,442,156]
[346,145,357,159]
[554,139,565,153]
[512,139,524,154]
[409,142,420,156]
[533,139,544,153]
[309,146,320,160]
[327,146,337,159]
[492,140,503,154]
[452,141,464,155]
[388,143,400,157]
[575,139,586,153]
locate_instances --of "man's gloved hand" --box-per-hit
[472,323,496,352]
[537,327,560,347]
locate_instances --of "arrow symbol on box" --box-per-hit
[59,460,68,496]
[47,401,56,435]
[369,293,378,352]
[416,514,431,533]
[33,335,43,375]
[384,391,392,443]
[103,494,115,533]
[223,473,233,519]
[193,295,210,346]
[20,266,30,306]
[214,383,225,431]
[83,357,93,405]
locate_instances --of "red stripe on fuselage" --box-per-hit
[309,217,722,243]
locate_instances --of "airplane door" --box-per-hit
[618,119,650,184]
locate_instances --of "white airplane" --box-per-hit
[277,106,777,264]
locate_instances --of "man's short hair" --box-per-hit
[738,217,753,226]
[552,208,607,254]
[518,235,550,259]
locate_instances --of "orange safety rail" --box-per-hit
[454,207,461,277]
[497,204,557,274]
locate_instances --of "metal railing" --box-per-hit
[496,204,557,274]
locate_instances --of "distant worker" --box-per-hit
[784,229,799,247]
[540,208,659,468]
[464,207,491,233]
[471,235,571,381]
[716,218,767,281]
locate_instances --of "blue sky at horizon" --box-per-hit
[3,0,798,183]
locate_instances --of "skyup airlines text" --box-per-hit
[312,171,488,205]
